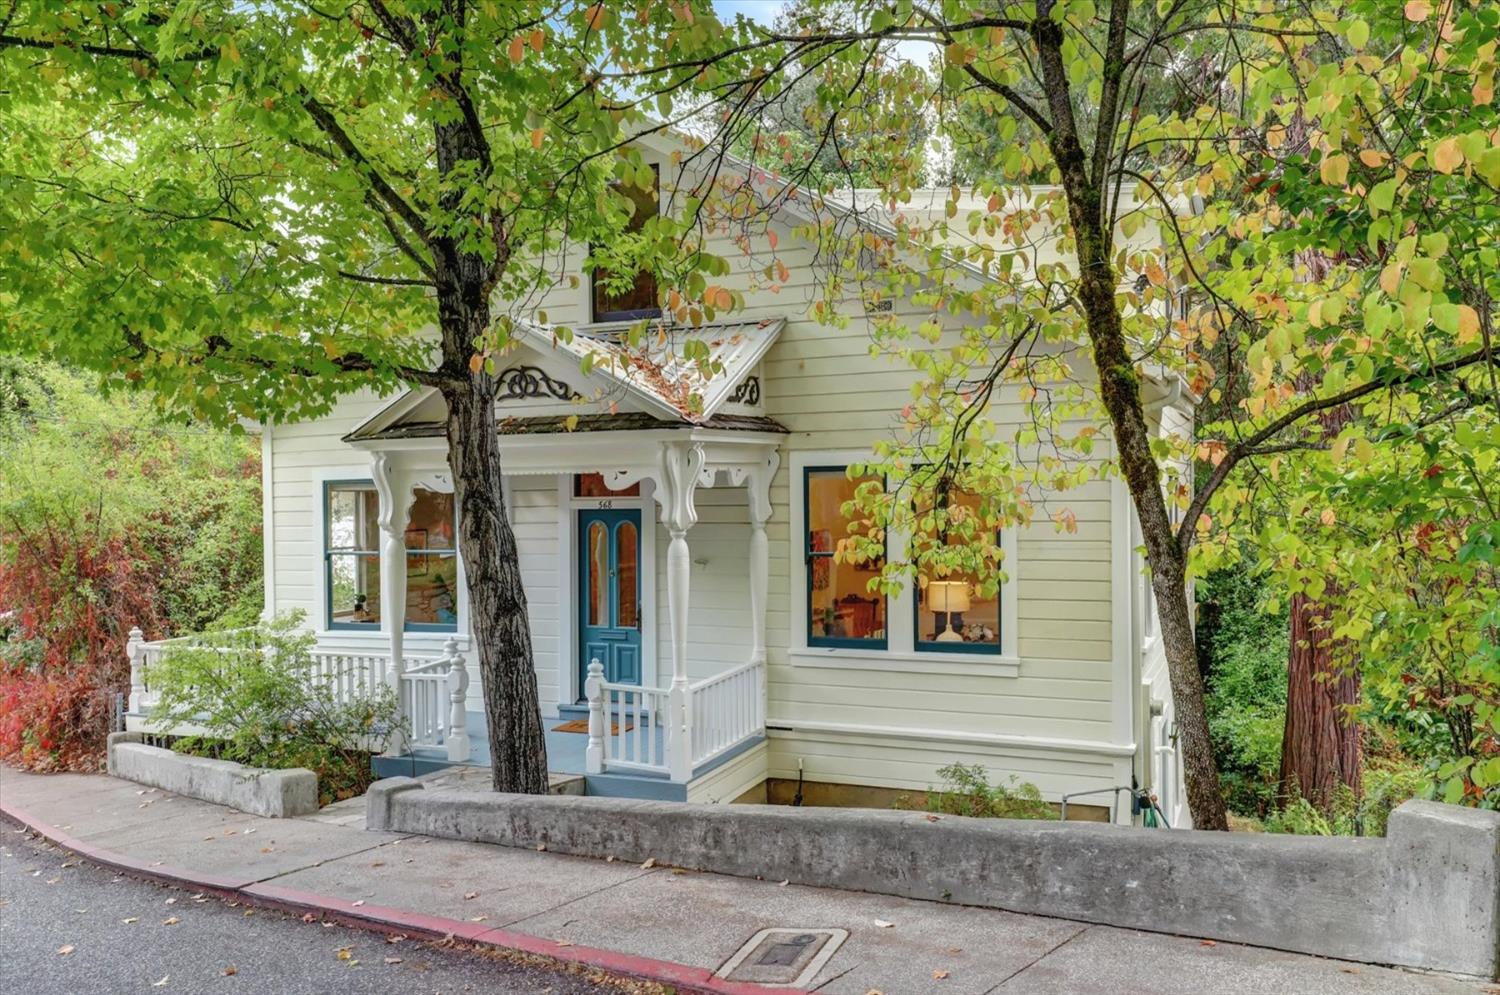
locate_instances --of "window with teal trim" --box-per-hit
[805,467,886,649]
[325,482,381,630]
[913,486,1001,655]
[403,488,458,632]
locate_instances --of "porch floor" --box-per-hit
[385,708,762,801]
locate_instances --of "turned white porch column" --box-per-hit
[660,442,705,783]
[372,453,411,758]
[744,452,779,667]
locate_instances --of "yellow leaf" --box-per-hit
[1404,0,1431,21]
[564,414,580,432]
[585,3,607,30]
[1430,137,1463,174]
[1145,261,1167,287]
[1378,263,1402,296]
[1354,437,1375,464]
[1358,149,1388,168]
[1474,78,1495,106]
[530,128,545,150]
[1456,304,1481,344]
[468,353,483,374]
[1320,507,1337,527]
[1319,153,1349,187]
[1331,436,1350,465]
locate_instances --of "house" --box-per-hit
[125,133,1194,826]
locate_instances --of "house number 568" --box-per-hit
[596,500,612,509]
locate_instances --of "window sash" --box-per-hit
[910,479,1003,656]
[804,466,887,650]
[326,550,380,630]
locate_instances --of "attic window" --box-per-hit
[591,165,661,323]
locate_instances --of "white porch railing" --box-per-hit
[398,637,470,761]
[125,628,470,763]
[687,659,765,769]
[583,658,765,781]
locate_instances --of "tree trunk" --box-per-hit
[1278,592,1361,811]
[442,379,550,794]
[1032,9,1229,830]
[429,106,549,794]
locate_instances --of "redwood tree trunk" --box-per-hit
[1278,592,1361,810]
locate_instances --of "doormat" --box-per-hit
[554,718,634,734]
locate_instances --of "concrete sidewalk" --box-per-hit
[0,768,1478,995]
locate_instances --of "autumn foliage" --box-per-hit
[0,361,262,771]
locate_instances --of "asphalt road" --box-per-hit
[0,828,642,995]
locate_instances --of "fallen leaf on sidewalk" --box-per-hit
[946,947,962,954]
[640,858,656,869]
[605,855,616,863]
[45,877,60,885]
[864,990,884,995]
[351,900,365,907]
[1199,940,1217,947]
[61,859,78,867]
[162,917,180,926]
[151,975,169,986]
[260,847,274,854]
[933,969,950,980]
[872,919,894,928]
[370,861,385,868]
[1340,967,1361,975]
[536,843,547,851]
[556,940,573,948]
[336,947,353,961]
[121,917,138,924]
[778,880,789,887]
[463,891,478,900]
[223,966,237,976]
[56,944,75,956]
[164,898,177,905]
[301,913,317,923]
[384,956,403,965]
[925,815,941,822]
[243,910,254,917]
[243,828,255,835]
[468,916,488,922]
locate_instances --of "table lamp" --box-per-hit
[928,580,970,642]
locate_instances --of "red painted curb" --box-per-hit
[1,799,805,995]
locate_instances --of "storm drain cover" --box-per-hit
[716,928,848,988]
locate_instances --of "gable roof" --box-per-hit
[343,315,783,443]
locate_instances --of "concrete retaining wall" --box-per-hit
[367,778,1500,978]
[108,732,317,819]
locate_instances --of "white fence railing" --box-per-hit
[687,660,765,769]
[583,658,765,782]
[126,627,470,763]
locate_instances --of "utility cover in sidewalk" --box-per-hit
[716,927,848,988]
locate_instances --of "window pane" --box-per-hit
[329,554,381,625]
[916,489,1000,650]
[591,168,660,321]
[406,488,455,551]
[327,486,379,551]
[807,470,885,643]
[405,553,458,627]
[587,521,607,626]
[575,472,640,498]
[616,521,638,629]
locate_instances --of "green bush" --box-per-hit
[900,762,1057,820]
[148,613,403,805]
[1197,564,1289,816]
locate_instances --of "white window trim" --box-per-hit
[787,450,1019,676]
[555,474,658,712]
[309,465,471,654]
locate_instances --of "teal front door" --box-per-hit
[578,508,642,694]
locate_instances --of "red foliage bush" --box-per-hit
[0,666,112,771]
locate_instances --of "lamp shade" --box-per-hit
[928,580,970,613]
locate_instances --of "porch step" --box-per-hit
[583,770,687,802]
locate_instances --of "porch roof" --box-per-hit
[352,410,787,442]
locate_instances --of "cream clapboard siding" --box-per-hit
[266,388,562,715]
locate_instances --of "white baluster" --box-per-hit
[584,659,604,774]
[126,626,145,714]
[445,638,470,762]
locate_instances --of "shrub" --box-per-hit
[1197,564,1289,816]
[900,762,1057,820]
[148,613,403,805]
[0,666,113,771]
